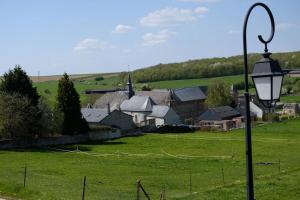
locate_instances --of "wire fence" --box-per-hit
[0,154,294,200]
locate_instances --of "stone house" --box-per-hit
[197,106,244,131]
[282,103,300,116]
[147,105,182,127]
[92,73,207,124]
[120,96,154,126]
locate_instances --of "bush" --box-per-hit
[141,84,152,91]
[263,113,279,122]
[44,89,51,94]
[94,76,104,81]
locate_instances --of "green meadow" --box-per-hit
[33,74,300,107]
[0,118,300,200]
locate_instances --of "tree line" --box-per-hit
[0,66,89,140]
[119,51,300,83]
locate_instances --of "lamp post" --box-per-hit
[243,2,300,200]
[243,3,277,200]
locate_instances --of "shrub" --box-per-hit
[94,76,104,81]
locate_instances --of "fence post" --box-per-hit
[82,176,86,200]
[23,166,27,188]
[136,180,140,200]
[189,173,192,195]
[221,167,225,185]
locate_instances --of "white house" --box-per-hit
[147,105,182,127]
[120,96,154,125]
[120,95,182,127]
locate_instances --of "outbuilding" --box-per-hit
[147,105,182,127]
[81,108,135,130]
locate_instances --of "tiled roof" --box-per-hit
[81,108,108,123]
[148,105,170,118]
[173,87,206,102]
[120,96,155,112]
[93,91,128,110]
[136,90,171,105]
[199,106,241,121]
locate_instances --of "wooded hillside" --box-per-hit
[119,51,300,83]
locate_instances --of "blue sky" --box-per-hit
[0,0,299,76]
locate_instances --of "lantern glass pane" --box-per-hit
[272,76,283,100]
[253,76,271,100]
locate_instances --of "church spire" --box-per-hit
[127,72,134,99]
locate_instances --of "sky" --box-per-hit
[0,0,299,76]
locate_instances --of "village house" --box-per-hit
[93,73,207,124]
[120,96,154,126]
[120,95,182,128]
[81,106,135,130]
[147,105,182,127]
[197,106,244,131]
[282,103,300,117]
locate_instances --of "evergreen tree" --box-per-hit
[0,65,40,105]
[206,81,234,107]
[55,73,89,134]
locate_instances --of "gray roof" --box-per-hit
[199,106,241,121]
[93,91,128,110]
[136,90,171,105]
[148,105,170,118]
[120,96,155,112]
[173,87,206,102]
[81,108,108,123]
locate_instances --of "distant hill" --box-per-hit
[119,51,300,83]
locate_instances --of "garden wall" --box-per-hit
[0,130,143,149]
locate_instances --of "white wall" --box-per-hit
[250,102,263,118]
[124,111,150,124]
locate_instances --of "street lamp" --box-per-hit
[243,2,277,200]
[243,2,300,200]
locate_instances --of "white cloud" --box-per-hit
[178,0,219,3]
[228,29,240,35]
[113,24,133,33]
[73,38,112,54]
[277,22,299,31]
[142,29,175,46]
[140,7,209,27]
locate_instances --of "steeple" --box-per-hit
[126,72,134,99]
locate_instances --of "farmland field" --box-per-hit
[0,118,300,200]
[33,73,300,107]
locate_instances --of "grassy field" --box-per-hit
[33,73,300,106]
[34,74,120,107]
[280,94,300,103]
[147,75,244,89]
[0,118,300,200]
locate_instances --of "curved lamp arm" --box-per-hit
[243,2,275,93]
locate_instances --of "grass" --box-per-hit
[280,94,300,103]
[0,118,300,200]
[33,73,300,107]
[146,75,244,89]
[34,75,120,107]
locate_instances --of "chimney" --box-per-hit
[107,103,111,114]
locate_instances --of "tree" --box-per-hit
[54,73,89,135]
[0,65,40,105]
[206,81,234,107]
[0,93,41,139]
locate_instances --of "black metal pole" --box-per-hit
[82,176,86,200]
[243,2,275,200]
